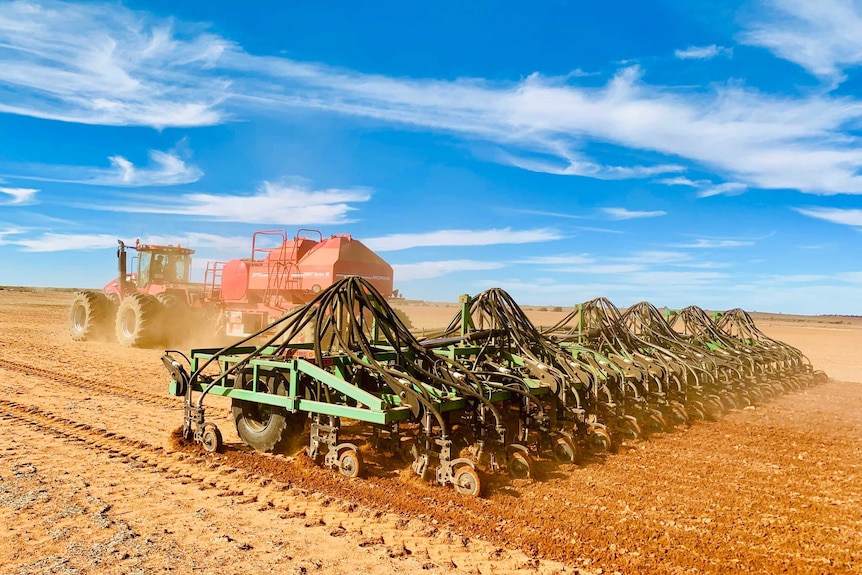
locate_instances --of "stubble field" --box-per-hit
[1,289,860,574]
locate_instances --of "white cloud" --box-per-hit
[0,232,119,252]
[5,2,862,194]
[740,0,862,84]
[838,271,862,283]
[656,176,748,198]
[0,1,227,127]
[0,229,257,254]
[672,239,754,248]
[8,150,203,186]
[0,186,38,205]
[364,228,564,251]
[602,207,666,220]
[674,45,731,60]
[81,181,371,224]
[518,254,594,265]
[501,149,683,179]
[696,182,748,198]
[393,260,504,281]
[794,206,862,227]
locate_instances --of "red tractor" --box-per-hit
[69,230,396,347]
[69,239,210,347]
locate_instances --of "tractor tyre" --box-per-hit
[115,293,163,347]
[155,293,189,344]
[69,291,113,341]
[232,369,305,453]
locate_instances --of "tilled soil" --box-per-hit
[1,290,860,574]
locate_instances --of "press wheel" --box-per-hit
[338,448,362,478]
[507,451,532,479]
[552,435,577,463]
[201,423,223,454]
[453,465,481,497]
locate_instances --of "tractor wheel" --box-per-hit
[115,293,162,347]
[232,369,304,453]
[155,293,189,344]
[69,291,113,341]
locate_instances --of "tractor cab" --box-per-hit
[136,244,194,287]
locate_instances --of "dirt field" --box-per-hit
[1,290,860,574]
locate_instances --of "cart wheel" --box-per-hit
[552,435,577,463]
[338,448,363,478]
[201,423,223,454]
[507,451,532,479]
[453,465,481,497]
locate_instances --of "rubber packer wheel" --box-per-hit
[453,465,481,497]
[338,448,362,478]
[507,451,531,479]
[201,423,223,453]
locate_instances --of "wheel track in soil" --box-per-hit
[0,357,176,410]
[0,357,853,573]
[0,396,572,574]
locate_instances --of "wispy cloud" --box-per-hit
[0,229,252,253]
[794,206,862,227]
[500,149,684,179]
[602,207,666,220]
[0,186,39,205]
[7,150,203,186]
[657,176,748,198]
[79,181,371,224]
[518,254,594,265]
[364,228,564,251]
[509,208,585,220]
[0,231,119,252]
[4,2,862,194]
[393,260,504,281]
[672,239,754,248]
[0,1,227,127]
[740,0,862,85]
[674,45,731,60]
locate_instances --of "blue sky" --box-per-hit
[0,0,860,314]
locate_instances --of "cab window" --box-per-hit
[138,252,153,286]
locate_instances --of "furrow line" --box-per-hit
[0,358,176,409]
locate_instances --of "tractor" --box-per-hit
[68,239,211,347]
[69,230,396,347]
